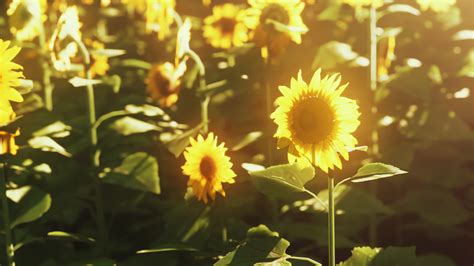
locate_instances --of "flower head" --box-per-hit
[416,0,456,13]
[182,133,236,203]
[87,40,110,78]
[244,0,308,56]
[271,69,360,172]
[203,4,249,49]
[377,35,396,79]
[146,61,186,107]
[0,39,24,121]
[0,129,20,155]
[146,0,176,40]
[7,0,47,42]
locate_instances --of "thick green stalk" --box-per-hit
[328,176,336,266]
[263,56,274,164]
[1,163,14,266]
[369,4,379,246]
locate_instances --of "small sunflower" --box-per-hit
[0,39,24,112]
[146,0,176,40]
[146,61,186,108]
[339,0,384,9]
[416,0,456,13]
[377,35,396,79]
[244,0,308,56]
[7,0,47,42]
[271,69,360,173]
[203,4,249,49]
[87,40,110,78]
[122,0,147,14]
[182,133,236,203]
[0,129,20,155]
[50,6,83,72]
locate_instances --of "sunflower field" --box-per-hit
[0,0,473,265]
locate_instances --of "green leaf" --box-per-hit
[231,131,263,151]
[68,77,102,87]
[384,4,420,16]
[164,124,203,157]
[385,67,432,101]
[120,58,152,70]
[338,246,381,266]
[249,162,315,199]
[110,116,161,136]
[103,152,161,195]
[33,121,71,138]
[28,136,72,157]
[215,225,319,266]
[10,186,52,229]
[312,41,367,69]
[393,189,470,226]
[416,254,456,266]
[351,163,407,183]
[369,246,417,266]
[47,231,96,244]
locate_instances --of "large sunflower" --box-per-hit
[203,3,249,49]
[0,39,24,121]
[182,133,236,203]
[271,69,360,173]
[243,0,308,55]
[7,0,47,42]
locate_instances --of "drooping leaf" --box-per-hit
[47,231,96,244]
[312,41,367,69]
[33,121,71,138]
[249,162,315,199]
[351,163,407,183]
[103,152,160,195]
[231,131,263,151]
[10,186,52,229]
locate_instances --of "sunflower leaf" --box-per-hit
[248,162,315,199]
[351,163,407,183]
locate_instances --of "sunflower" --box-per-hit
[50,6,83,72]
[0,39,24,115]
[203,4,249,49]
[182,133,236,203]
[243,0,308,57]
[377,35,396,79]
[87,40,110,78]
[416,0,456,13]
[146,61,186,108]
[339,0,384,9]
[271,69,360,173]
[145,0,176,40]
[7,0,47,42]
[0,129,20,155]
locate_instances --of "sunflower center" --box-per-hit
[200,155,216,180]
[216,17,236,35]
[152,70,174,96]
[290,96,335,145]
[260,3,290,26]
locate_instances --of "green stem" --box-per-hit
[39,21,54,111]
[1,163,15,266]
[328,175,336,266]
[369,4,378,246]
[201,95,210,134]
[76,38,107,253]
[263,58,274,164]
